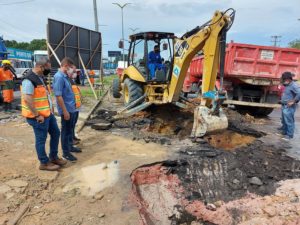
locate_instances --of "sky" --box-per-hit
[0,0,299,57]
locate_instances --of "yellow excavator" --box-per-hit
[112,9,236,137]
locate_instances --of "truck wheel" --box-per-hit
[123,78,143,106]
[255,108,274,116]
[112,78,121,98]
[236,106,273,117]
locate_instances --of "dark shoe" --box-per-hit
[276,132,286,137]
[39,162,60,171]
[70,147,82,153]
[282,135,293,141]
[63,153,77,162]
[73,139,80,145]
[277,127,284,131]
[51,158,67,166]
[74,136,81,141]
[3,103,8,112]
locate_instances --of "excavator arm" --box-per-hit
[168,9,234,103]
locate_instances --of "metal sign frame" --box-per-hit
[47,18,102,70]
[47,18,102,99]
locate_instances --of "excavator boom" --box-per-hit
[167,9,235,137]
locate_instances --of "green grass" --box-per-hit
[80,88,95,97]
[81,74,118,98]
[102,74,118,86]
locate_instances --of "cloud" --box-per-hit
[0,0,299,54]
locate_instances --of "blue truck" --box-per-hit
[0,36,9,61]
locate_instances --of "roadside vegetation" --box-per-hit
[80,74,118,98]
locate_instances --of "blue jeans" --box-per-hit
[61,112,76,155]
[72,111,79,139]
[282,105,296,138]
[148,63,166,79]
[80,77,85,86]
[27,114,60,164]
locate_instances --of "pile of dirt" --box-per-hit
[131,139,300,224]
[90,105,194,144]
[89,105,265,144]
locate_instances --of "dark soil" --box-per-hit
[90,104,194,144]
[131,139,300,225]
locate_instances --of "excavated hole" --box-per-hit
[90,106,263,151]
[204,130,256,151]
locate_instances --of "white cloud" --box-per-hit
[0,0,299,54]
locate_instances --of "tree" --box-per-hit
[288,39,300,49]
[4,39,47,51]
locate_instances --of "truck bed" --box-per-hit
[189,42,300,81]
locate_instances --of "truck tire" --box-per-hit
[236,106,274,117]
[112,78,121,98]
[255,107,274,116]
[123,78,143,106]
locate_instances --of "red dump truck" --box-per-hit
[183,41,300,116]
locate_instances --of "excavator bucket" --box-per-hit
[191,106,228,137]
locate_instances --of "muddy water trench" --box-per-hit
[88,105,300,224]
[204,131,256,151]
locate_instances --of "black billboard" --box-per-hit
[108,51,121,57]
[47,18,102,70]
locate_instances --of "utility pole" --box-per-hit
[271,35,282,47]
[112,2,131,68]
[93,0,99,32]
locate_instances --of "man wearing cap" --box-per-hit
[279,71,300,140]
[0,60,16,112]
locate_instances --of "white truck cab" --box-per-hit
[33,50,48,66]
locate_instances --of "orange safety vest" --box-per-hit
[72,85,81,108]
[0,68,13,82]
[69,78,81,108]
[21,72,51,118]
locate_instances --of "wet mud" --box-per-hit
[88,104,300,224]
[131,139,300,224]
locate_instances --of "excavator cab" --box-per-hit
[113,9,236,137]
[127,32,174,83]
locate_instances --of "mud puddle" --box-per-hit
[205,130,256,151]
[63,161,119,196]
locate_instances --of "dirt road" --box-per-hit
[1,90,300,225]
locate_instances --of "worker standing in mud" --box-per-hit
[21,58,67,171]
[53,57,81,162]
[0,60,16,112]
[279,72,300,140]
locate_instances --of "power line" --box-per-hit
[271,35,282,47]
[0,0,35,5]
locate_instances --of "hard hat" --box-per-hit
[2,60,11,65]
